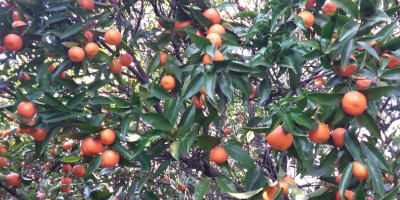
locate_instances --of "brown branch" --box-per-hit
[0,182,18,198]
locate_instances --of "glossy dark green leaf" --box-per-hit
[381,185,400,200]
[196,135,221,150]
[110,139,133,159]
[178,104,196,127]
[154,159,172,178]
[289,108,311,129]
[88,79,113,92]
[375,19,398,42]
[365,160,385,198]
[357,111,381,140]
[61,23,84,39]
[74,123,104,133]
[244,165,260,191]
[189,8,214,28]
[63,131,91,140]
[136,152,151,171]
[127,177,149,197]
[204,73,216,102]
[194,178,211,200]
[380,68,400,80]
[215,176,237,193]
[339,22,358,42]
[59,157,81,163]
[234,11,259,19]
[292,136,313,172]
[187,31,212,50]
[259,77,272,104]
[83,155,101,177]
[150,84,171,100]
[338,163,353,199]
[224,144,255,169]
[382,36,400,51]
[91,114,106,126]
[270,4,285,31]
[340,39,354,70]
[332,0,359,19]
[303,49,323,60]
[344,131,364,164]
[361,142,390,173]
[307,93,343,105]
[170,141,180,162]
[318,148,338,169]
[65,92,86,108]
[181,73,204,100]
[141,113,172,131]
[227,188,264,199]
[147,54,161,74]
[121,114,133,140]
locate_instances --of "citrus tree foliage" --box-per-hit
[0,0,400,199]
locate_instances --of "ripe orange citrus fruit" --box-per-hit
[174,21,191,37]
[101,149,120,167]
[17,101,36,119]
[72,165,85,177]
[191,96,204,109]
[298,11,314,29]
[61,177,72,184]
[356,77,372,89]
[223,129,231,135]
[19,73,30,82]
[207,24,226,34]
[336,173,342,184]
[203,50,224,65]
[58,71,66,78]
[195,30,206,37]
[68,46,85,62]
[81,137,103,156]
[119,53,133,66]
[337,55,357,77]
[308,123,330,143]
[12,21,26,34]
[61,164,72,173]
[177,183,186,191]
[210,146,228,164]
[3,34,23,51]
[12,11,28,22]
[332,128,345,148]
[7,173,21,186]
[1,148,6,155]
[83,30,94,43]
[0,157,7,167]
[78,0,95,10]
[100,128,116,145]
[31,129,48,141]
[203,8,221,24]
[63,142,73,150]
[161,75,176,90]
[238,114,243,120]
[0,45,5,53]
[262,186,278,200]
[48,64,55,73]
[381,53,400,68]
[60,186,71,193]
[323,2,338,14]
[109,60,123,74]
[335,190,354,200]
[84,42,99,58]
[206,33,222,48]
[305,0,316,7]
[278,177,296,195]
[352,161,369,181]
[159,52,167,66]
[250,85,256,98]
[266,125,293,150]
[104,29,122,45]
[342,91,367,116]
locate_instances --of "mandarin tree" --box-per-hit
[0,0,400,199]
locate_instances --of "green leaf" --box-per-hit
[381,185,400,200]
[234,11,259,19]
[340,39,354,71]
[289,108,311,129]
[196,135,221,150]
[59,157,81,163]
[170,141,180,162]
[382,36,400,51]
[270,4,285,32]
[215,176,237,193]
[83,155,101,177]
[318,148,338,169]
[63,131,91,140]
[154,159,172,178]
[181,73,204,100]
[91,114,106,126]
[147,54,161,74]
[357,111,381,140]
[307,93,344,105]
[244,165,260,191]
[224,145,255,169]
[259,77,272,104]
[204,73,216,102]
[88,79,113,92]
[344,131,364,164]
[380,68,400,80]
[150,84,171,100]
[121,114,133,140]
[61,23,84,39]
[66,92,86,108]
[338,163,354,198]
[365,160,385,198]
[178,104,196,127]
[141,113,172,131]
[292,136,313,172]
[339,22,358,42]
[136,152,151,171]
[194,178,211,200]
[187,31,212,50]
[165,97,180,125]
[361,142,390,173]
[354,182,366,200]
[110,139,133,159]
[375,19,398,42]
[189,7,214,28]
[227,188,264,199]
[332,0,360,19]
[74,123,103,133]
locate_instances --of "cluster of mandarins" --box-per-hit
[57,164,86,193]
[159,8,231,110]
